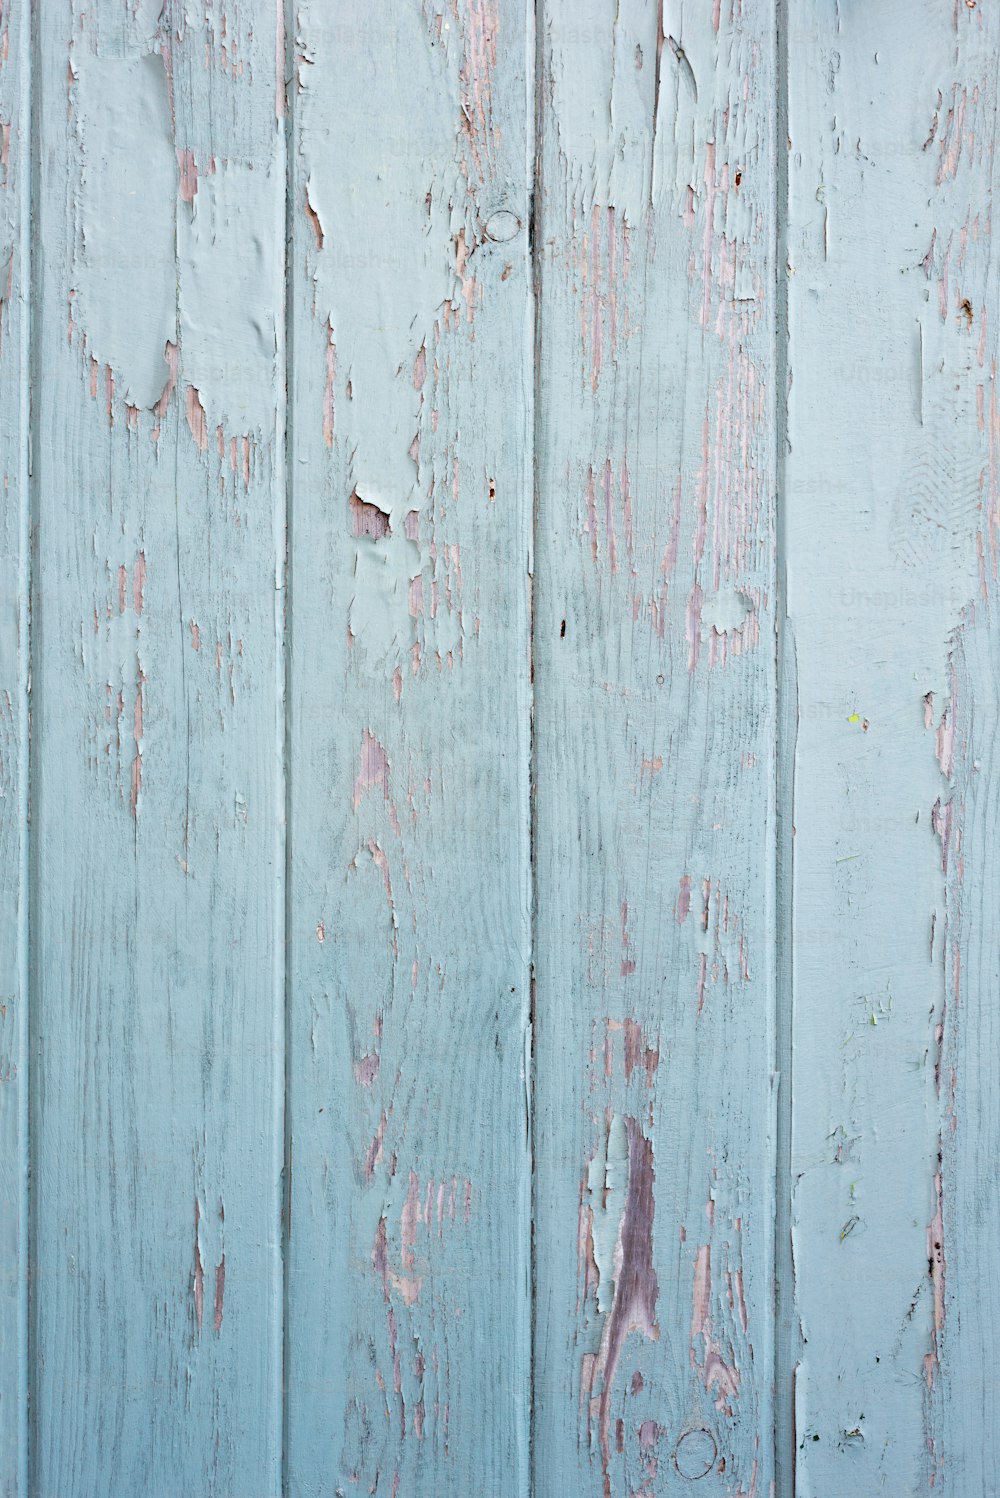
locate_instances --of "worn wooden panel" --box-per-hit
[284,3,532,1496]
[533,4,777,1495]
[0,0,29,1490]
[785,5,1000,1493]
[31,2,285,1491]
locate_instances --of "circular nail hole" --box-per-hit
[484,209,522,242]
[674,1427,717,1480]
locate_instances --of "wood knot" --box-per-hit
[483,209,522,243]
[674,1427,717,1480]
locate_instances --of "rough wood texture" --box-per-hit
[532,4,777,1495]
[283,4,532,1495]
[30,2,285,1491]
[785,4,1000,1492]
[0,0,29,1490]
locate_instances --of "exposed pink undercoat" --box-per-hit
[353,728,401,836]
[214,1255,225,1333]
[589,1118,660,1498]
[323,321,335,447]
[185,386,208,450]
[690,1244,741,1415]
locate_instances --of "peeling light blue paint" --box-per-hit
[75,52,176,408]
[179,162,284,435]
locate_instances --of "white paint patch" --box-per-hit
[179,162,283,436]
[586,1113,628,1317]
[302,0,456,501]
[547,6,657,221]
[349,515,421,662]
[75,53,176,409]
[701,587,752,634]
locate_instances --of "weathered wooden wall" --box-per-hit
[4,2,1000,1495]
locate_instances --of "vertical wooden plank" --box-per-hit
[284,3,532,1495]
[32,2,285,1492]
[0,0,29,1488]
[786,5,1000,1492]
[533,4,777,1495]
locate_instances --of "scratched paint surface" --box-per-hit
[8,2,1000,1495]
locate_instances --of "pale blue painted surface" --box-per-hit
[3,2,1000,1495]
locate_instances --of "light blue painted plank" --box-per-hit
[0,0,30,1490]
[31,2,285,1491]
[283,3,533,1494]
[532,4,778,1495]
[785,5,1000,1492]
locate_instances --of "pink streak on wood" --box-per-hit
[133,553,146,615]
[925,1168,946,1388]
[130,673,145,819]
[354,1053,380,1087]
[185,386,208,450]
[322,321,335,446]
[591,1119,660,1498]
[214,1255,225,1333]
[193,1198,204,1334]
[176,148,198,202]
[690,1244,741,1414]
